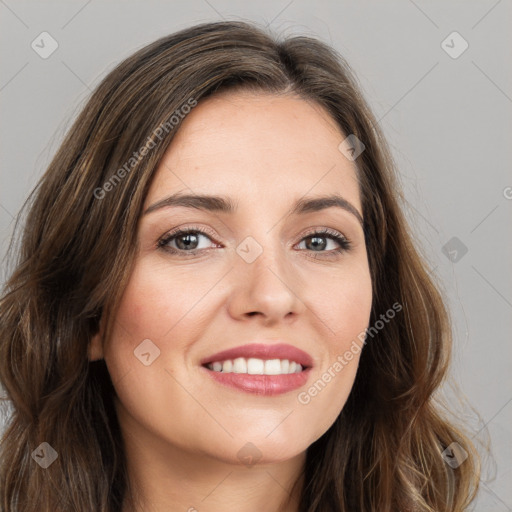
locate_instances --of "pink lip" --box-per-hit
[199,343,314,397]
[201,368,312,396]
[200,343,314,368]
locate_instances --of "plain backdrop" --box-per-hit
[1,1,511,510]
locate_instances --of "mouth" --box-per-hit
[200,343,313,396]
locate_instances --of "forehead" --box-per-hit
[145,90,361,209]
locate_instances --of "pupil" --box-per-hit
[177,234,198,250]
[308,236,326,251]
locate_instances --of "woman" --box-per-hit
[0,20,480,512]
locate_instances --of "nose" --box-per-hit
[226,241,306,326]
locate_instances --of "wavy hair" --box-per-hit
[0,20,480,511]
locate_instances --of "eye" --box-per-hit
[157,227,219,255]
[296,228,352,255]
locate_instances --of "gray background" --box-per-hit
[1,1,511,510]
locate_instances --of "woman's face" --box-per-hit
[90,90,372,466]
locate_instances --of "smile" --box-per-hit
[200,342,313,395]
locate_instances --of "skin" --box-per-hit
[89,90,373,512]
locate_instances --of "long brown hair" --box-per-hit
[0,20,480,511]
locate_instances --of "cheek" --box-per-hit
[109,258,222,344]
[310,262,373,344]
[296,263,371,436]
[297,322,365,444]
[100,262,178,388]
[101,258,227,409]
[100,262,205,445]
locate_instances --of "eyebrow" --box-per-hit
[143,193,363,226]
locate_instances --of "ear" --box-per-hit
[88,316,105,361]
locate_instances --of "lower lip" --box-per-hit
[201,366,312,396]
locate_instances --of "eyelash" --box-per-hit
[156,225,352,259]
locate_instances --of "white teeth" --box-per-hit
[222,359,233,373]
[233,357,247,373]
[247,358,264,374]
[206,357,304,375]
[264,359,282,375]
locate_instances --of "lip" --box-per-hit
[199,343,314,397]
[201,367,312,396]
[200,343,314,368]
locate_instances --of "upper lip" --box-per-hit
[200,343,314,368]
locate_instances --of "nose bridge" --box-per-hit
[228,230,304,321]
